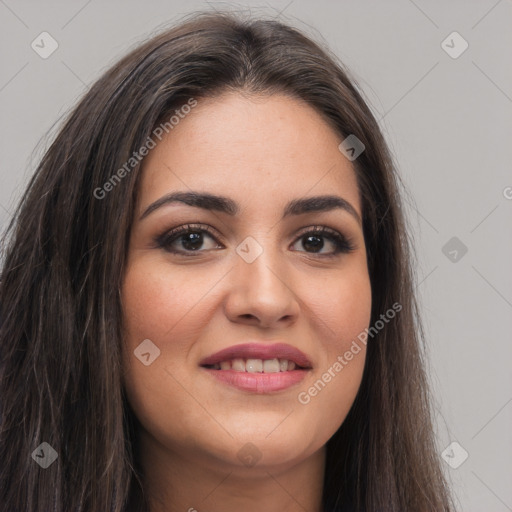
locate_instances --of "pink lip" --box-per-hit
[199,342,312,394]
[199,342,312,368]
[202,367,308,393]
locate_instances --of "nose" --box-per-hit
[224,246,300,329]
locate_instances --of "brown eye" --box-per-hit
[156,224,223,255]
[290,227,355,257]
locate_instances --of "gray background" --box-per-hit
[1,1,511,510]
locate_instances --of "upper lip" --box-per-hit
[199,342,313,369]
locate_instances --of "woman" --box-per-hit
[0,10,454,512]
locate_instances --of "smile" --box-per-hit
[203,358,300,372]
[199,342,312,393]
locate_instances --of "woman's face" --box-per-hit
[121,92,372,473]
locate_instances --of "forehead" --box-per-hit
[137,92,361,218]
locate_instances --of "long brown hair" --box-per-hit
[0,11,454,511]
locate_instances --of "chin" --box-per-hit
[212,428,324,471]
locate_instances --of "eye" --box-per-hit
[155,224,355,258]
[155,224,223,255]
[290,226,355,257]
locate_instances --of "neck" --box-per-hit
[136,428,326,512]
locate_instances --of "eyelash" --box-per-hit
[154,223,356,258]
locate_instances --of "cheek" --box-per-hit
[121,258,214,345]
[123,262,175,337]
[294,260,371,427]
[120,258,219,441]
[306,258,372,346]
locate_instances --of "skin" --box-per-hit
[121,92,372,512]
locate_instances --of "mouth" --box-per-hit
[199,342,312,393]
[202,358,306,372]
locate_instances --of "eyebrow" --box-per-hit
[139,191,361,224]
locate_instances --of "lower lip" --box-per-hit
[201,368,309,393]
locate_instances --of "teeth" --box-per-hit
[232,358,245,372]
[210,358,300,372]
[263,358,280,373]
[220,360,231,370]
[246,359,263,373]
